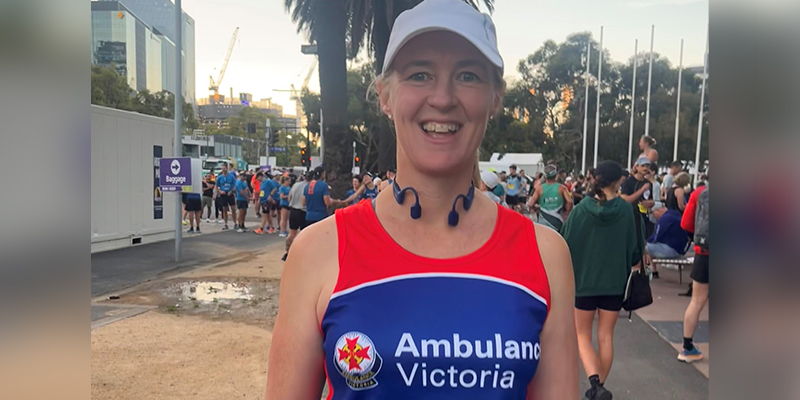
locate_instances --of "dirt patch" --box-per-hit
[92,311,271,400]
[102,276,280,327]
[178,242,286,280]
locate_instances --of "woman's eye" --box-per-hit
[408,72,428,81]
[459,72,480,82]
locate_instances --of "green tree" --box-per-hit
[91,65,199,132]
[91,65,134,110]
[505,33,709,172]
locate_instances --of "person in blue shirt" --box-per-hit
[255,173,278,234]
[359,173,379,201]
[234,173,251,233]
[303,167,331,225]
[506,164,523,213]
[215,163,237,230]
[278,176,292,236]
[185,192,203,233]
[271,174,282,222]
[345,176,361,206]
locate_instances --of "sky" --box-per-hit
[182,0,708,115]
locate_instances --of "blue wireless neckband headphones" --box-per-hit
[392,179,475,227]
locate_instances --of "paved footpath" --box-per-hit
[91,211,283,298]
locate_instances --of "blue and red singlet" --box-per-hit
[321,200,551,399]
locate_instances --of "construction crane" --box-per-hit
[208,27,239,103]
[274,58,317,132]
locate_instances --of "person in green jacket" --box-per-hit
[561,160,641,400]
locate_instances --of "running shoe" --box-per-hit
[237,228,245,233]
[216,219,222,224]
[678,347,703,363]
[279,231,288,237]
[593,386,612,400]
[267,227,275,234]
[182,220,189,226]
[187,228,194,233]
[222,225,229,230]
[254,228,265,235]
[205,218,210,223]
[196,228,201,234]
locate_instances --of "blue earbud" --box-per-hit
[393,179,474,227]
[448,181,475,227]
[393,179,422,220]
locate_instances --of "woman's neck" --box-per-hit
[381,163,476,227]
[601,187,619,200]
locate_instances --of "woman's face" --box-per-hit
[352,178,360,189]
[639,137,647,150]
[380,31,502,175]
[362,175,372,185]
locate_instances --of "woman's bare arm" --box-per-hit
[527,225,579,400]
[676,188,686,211]
[265,228,328,399]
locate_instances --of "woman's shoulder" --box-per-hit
[531,223,572,307]
[287,216,339,276]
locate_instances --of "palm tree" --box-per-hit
[346,0,496,172]
[285,0,351,196]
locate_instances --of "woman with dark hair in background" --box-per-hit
[562,160,640,400]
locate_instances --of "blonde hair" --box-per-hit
[674,172,691,188]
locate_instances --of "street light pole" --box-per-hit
[173,0,183,263]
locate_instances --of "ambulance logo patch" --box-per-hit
[334,331,382,390]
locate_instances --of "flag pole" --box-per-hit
[581,40,591,173]
[644,25,654,138]
[593,26,603,168]
[673,39,684,162]
[694,36,708,186]
[627,39,638,169]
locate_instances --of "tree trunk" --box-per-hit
[316,0,351,197]
[372,3,397,172]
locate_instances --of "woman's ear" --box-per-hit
[377,79,391,116]
[491,88,504,117]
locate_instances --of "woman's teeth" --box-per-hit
[421,123,460,137]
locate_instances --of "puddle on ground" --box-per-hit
[183,281,253,302]
[138,278,282,325]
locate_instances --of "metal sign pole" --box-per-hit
[173,0,183,263]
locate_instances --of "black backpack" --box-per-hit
[694,187,709,251]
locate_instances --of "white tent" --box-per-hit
[479,153,545,176]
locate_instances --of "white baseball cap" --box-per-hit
[481,170,499,189]
[382,0,503,75]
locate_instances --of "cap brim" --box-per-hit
[383,17,503,74]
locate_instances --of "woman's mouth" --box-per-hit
[420,122,461,139]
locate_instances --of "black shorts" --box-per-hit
[260,202,270,214]
[691,254,709,284]
[236,200,249,210]
[575,295,624,312]
[280,205,290,210]
[217,194,235,207]
[289,208,306,230]
[185,197,202,212]
[506,195,519,206]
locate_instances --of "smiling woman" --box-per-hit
[265,1,578,399]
